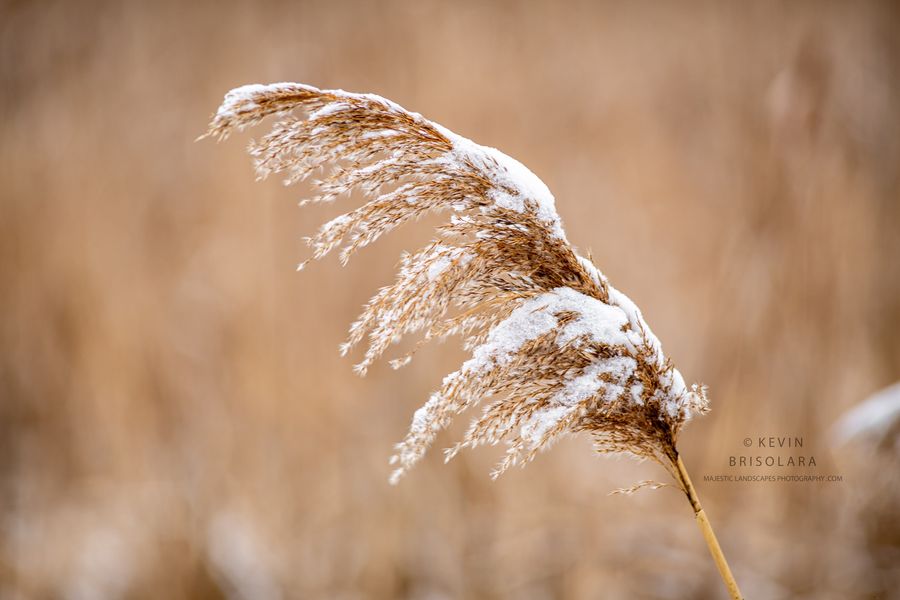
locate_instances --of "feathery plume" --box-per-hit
[204,83,742,598]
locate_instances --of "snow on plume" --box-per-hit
[833,381,900,448]
[205,82,709,485]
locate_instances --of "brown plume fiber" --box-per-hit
[203,82,709,485]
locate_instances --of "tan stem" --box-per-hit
[674,454,743,600]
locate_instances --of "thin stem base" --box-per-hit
[675,454,743,600]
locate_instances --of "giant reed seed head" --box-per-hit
[205,83,709,483]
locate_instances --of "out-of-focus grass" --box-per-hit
[1,1,898,598]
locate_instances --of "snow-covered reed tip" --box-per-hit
[204,82,709,485]
[833,382,900,452]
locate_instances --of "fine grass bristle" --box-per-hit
[205,80,740,599]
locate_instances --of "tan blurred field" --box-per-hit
[1,1,899,598]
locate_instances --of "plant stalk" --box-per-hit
[674,454,743,600]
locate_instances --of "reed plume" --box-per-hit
[204,82,743,599]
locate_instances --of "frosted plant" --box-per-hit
[204,83,742,599]
[833,382,900,452]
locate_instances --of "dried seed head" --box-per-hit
[205,82,709,484]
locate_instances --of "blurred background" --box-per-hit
[2,1,899,598]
